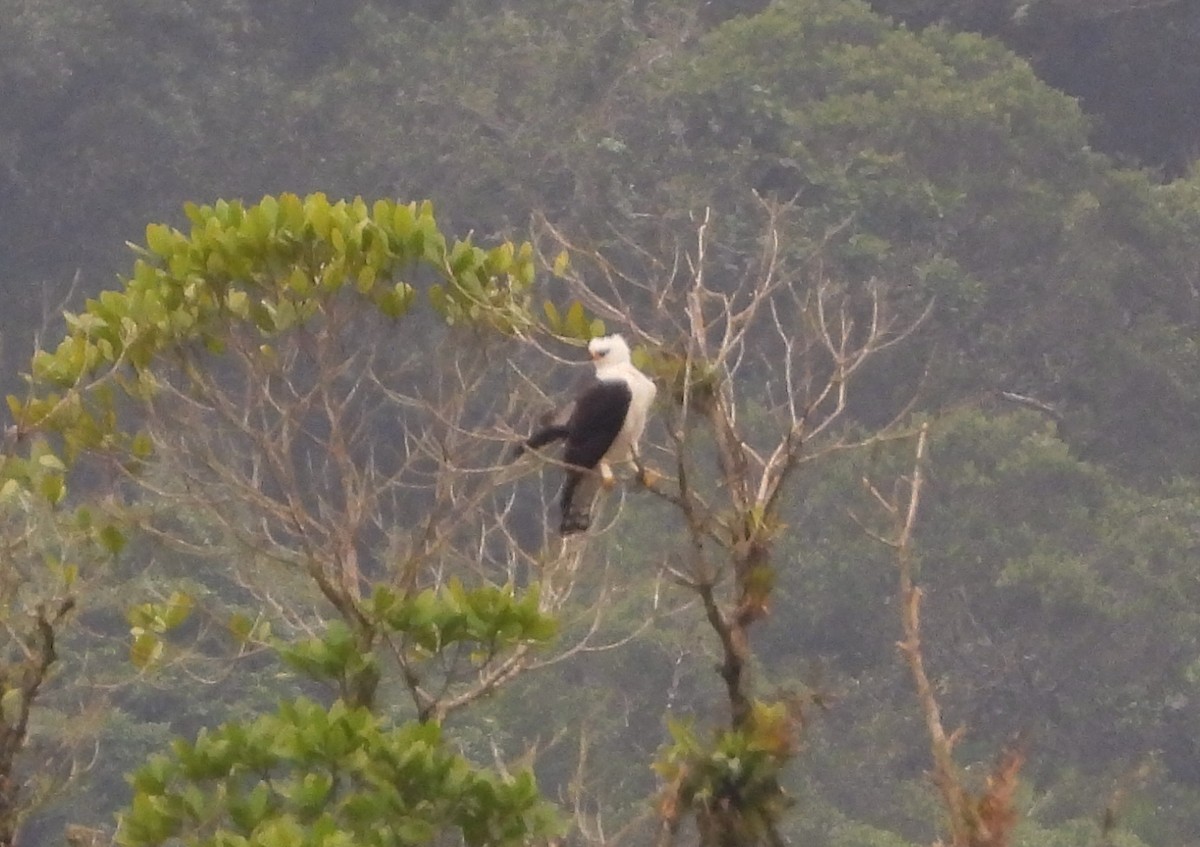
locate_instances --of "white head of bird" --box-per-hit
[587,334,632,368]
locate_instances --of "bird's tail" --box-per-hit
[559,470,597,535]
[560,506,591,535]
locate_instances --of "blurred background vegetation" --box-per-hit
[3,0,1200,845]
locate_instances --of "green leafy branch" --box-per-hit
[654,700,797,847]
[11,193,538,464]
[279,581,557,721]
[120,697,562,847]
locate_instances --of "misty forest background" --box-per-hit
[4,0,1200,845]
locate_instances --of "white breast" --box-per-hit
[602,364,656,464]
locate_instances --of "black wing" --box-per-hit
[559,380,631,534]
[563,380,632,470]
[515,370,598,457]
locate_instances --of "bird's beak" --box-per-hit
[589,351,602,361]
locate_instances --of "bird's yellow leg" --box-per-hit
[599,461,617,490]
[631,451,660,488]
[638,465,661,488]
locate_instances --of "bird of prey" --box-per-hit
[519,334,657,534]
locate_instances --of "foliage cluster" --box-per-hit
[123,698,559,847]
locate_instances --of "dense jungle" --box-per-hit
[3,1,1200,846]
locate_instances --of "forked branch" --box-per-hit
[872,424,1023,847]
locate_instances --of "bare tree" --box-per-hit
[538,199,925,846]
[862,424,1024,847]
[11,196,676,847]
[114,289,637,722]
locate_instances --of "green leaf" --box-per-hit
[288,266,313,297]
[376,283,414,319]
[293,771,332,816]
[565,301,587,339]
[307,193,332,238]
[356,265,377,294]
[145,223,175,257]
[228,613,254,643]
[163,592,195,629]
[320,257,346,291]
[450,241,479,276]
[131,431,155,458]
[392,203,416,239]
[1,689,24,724]
[39,473,65,505]
[99,523,127,555]
[489,241,514,275]
[131,631,163,669]
[428,284,449,318]
[370,586,397,619]
[227,289,250,319]
[229,783,272,833]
